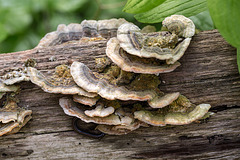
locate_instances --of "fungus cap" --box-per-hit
[27,67,97,97]
[106,37,181,74]
[134,104,211,126]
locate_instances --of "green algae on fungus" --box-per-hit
[134,103,211,126]
[95,57,111,72]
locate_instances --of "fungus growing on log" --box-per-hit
[117,15,194,64]
[106,37,181,74]
[0,99,32,136]
[134,104,211,126]
[27,65,96,97]
[84,104,115,117]
[73,95,100,107]
[36,18,128,48]
[70,61,180,109]
[0,15,212,137]
[1,69,30,85]
[0,80,19,93]
[162,15,195,38]
[59,98,134,126]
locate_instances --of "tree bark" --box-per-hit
[0,30,239,160]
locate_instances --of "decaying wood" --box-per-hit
[0,30,240,159]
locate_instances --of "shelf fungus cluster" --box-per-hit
[0,15,211,137]
[0,81,32,136]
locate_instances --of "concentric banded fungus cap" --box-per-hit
[59,98,134,126]
[162,15,195,38]
[0,80,19,93]
[117,23,176,60]
[36,18,128,48]
[96,121,143,135]
[161,15,194,64]
[134,104,211,126]
[148,92,180,108]
[165,37,191,64]
[1,69,30,85]
[80,20,99,38]
[0,100,32,136]
[71,61,180,108]
[70,61,156,101]
[36,23,83,48]
[97,18,128,39]
[106,37,181,74]
[73,95,99,106]
[27,66,97,97]
[84,104,115,117]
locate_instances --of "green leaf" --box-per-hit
[0,23,8,43]
[207,0,240,48]
[53,0,88,12]
[4,7,32,34]
[134,0,208,23]
[189,10,215,31]
[0,0,32,34]
[123,0,166,14]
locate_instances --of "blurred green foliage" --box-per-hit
[0,0,138,53]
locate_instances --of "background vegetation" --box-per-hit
[0,0,137,53]
[0,0,215,53]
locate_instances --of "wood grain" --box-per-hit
[0,30,240,159]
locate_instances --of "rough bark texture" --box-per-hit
[0,30,240,160]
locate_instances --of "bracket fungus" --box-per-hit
[70,61,180,109]
[1,69,30,85]
[0,80,19,93]
[0,99,32,136]
[27,65,97,97]
[36,18,128,48]
[117,15,194,65]
[106,37,181,74]
[134,104,211,126]
[59,98,134,126]
[1,15,212,137]
[73,95,100,107]
[84,104,115,117]
[0,80,19,99]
